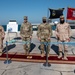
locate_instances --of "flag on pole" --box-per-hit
[49,8,64,19]
[67,7,75,20]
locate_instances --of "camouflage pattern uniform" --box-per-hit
[20,16,33,55]
[0,26,5,55]
[37,17,52,57]
[56,15,71,60]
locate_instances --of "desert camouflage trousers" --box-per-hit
[22,37,31,54]
[40,38,50,54]
[58,40,68,52]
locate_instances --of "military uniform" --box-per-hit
[56,15,71,60]
[20,16,33,55]
[0,26,5,55]
[37,17,52,57]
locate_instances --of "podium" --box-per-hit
[6,20,18,40]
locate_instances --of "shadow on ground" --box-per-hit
[38,44,59,55]
[29,43,36,52]
[51,44,59,55]
[3,44,16,53]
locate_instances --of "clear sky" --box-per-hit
[0,0,75,25]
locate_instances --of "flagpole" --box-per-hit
[43,8,51,67]
[66,6,71,22]
[66,7,67,22]
[47,8,50,23]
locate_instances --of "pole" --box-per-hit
[43,42,51,67]
[47,8,50,23]
[4,41,11,64]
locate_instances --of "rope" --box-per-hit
[4,39,75,46]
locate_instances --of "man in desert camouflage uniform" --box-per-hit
[56,15,71,60]
[37,17,52,57]
[0,25,5,56]
[20,16,33,55]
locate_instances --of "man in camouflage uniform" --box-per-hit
[0,25,5,56]
[55,15,71,60]
[37,17,52,57]
[20,16,33,55]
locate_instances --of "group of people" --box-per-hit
[20,15,71,60]
[0,15,71,60]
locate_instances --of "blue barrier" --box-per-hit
[41,42,75,46]
[5,39,75,46]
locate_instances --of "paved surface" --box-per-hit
[0,31,75,75]
[0,61,75,75]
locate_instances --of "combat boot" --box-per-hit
[25,47,29,55]
[58,51,62,58]
[48,54,50,57]
[62,51,68,60]
[26,50,32,59]
[41,52,45,57]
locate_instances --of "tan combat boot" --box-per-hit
[26,50,32,59]
[48,54,50,57]
[63,51,68,60]
[27,56,32,59]
[41,52,45,57]
[58,51,62,58]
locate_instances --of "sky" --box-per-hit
[0,0,75,25]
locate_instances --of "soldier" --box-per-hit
[0,25,5,56]
[20,16,33,56]
[37,17,52,57]
[55,15,71,60]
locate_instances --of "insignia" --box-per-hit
[52,10,56,16]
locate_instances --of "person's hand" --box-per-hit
[38,37,41,41]
[2,37,4,40]
[67,38,71,42]
[30,36,32,39]
[48,37,50,40]
[56,34,59,38]
[20,36,23,39]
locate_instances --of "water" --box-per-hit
[2,25,75,31]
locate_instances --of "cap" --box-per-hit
[24,16,28,20]
[42,17,47,20]
[60,15,64,19]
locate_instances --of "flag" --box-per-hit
[67,7,75,20]
[49,8,64,19]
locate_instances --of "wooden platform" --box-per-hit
[0,52,75,64]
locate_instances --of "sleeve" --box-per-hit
[55,25,59,39]
[2,26,5,38]
[68,24,72,37]
[0,26,5,40]
[49,24,52,36]
[30,24,33,36]
[37,25,41,37]
[55,25,58,35]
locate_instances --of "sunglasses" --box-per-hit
[24,19,27,20]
